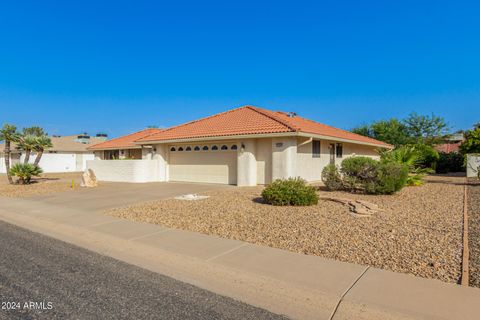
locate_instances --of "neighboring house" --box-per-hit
[88,128,163,160]
[0,134,107,173]
[87,106,391,185]
[435,133,465,153]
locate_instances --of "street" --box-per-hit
[0,221,286,320]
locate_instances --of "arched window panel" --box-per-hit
[221,145,228,150]
[194,146,200,151]
[211,145,218,151]
[202,146,209,151]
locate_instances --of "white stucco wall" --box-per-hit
[296,139,381,182]
[237,139,257,186]
[87,160,162,183]
[0,156,5,173]
[256,138,272,184]
[467,154,480,178]
[271,137,297,180]
[152,144,168,182]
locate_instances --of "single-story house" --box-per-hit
[89,128,163,160]
[0,134,107,173]
[87,106,391,186]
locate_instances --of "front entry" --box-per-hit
[329,143,335,165]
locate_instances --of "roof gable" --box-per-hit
[88,128,162,150]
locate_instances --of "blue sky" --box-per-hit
[0,1,479,138]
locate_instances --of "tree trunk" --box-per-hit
[24,150,31,164]
[33,149,43,167]
[4,141,13,184]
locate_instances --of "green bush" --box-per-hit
[340,157,379,192]
[9,163,43,184]
[321,164,343,191]
[371,162,409,194]
[261,178,319,206]
[321,156,409,195]
[436,152,465,173]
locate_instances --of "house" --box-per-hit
[89,128,163,160]
[87,106,392,186]
[0,134,107,173]
[435,133,465,153]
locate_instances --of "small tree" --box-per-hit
[460,126,480,155]
[0,124,21,184]
[403,112,449,145]
[17,135,38,164]
[33,136,53,166]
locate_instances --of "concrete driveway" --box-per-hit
[30,181,230,212]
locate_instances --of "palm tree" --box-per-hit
[33,135,53,167]
[17,135,38,164]
[23,126,46,137]
[0,124,20,184]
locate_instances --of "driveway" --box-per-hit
[28,181,230,212]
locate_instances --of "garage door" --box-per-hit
[169,147,237,185]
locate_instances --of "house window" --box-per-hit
[178,147,184,151]
[221,145,228,150]
[211,145,218,151]
[336,143,343,158]
[202,146,209,151]
[186,146,192,151]
[170,147,176,152]
[231,145,238,150]
[194,146,200,151]
[312,140,320,158]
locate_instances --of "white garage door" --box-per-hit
[169,148,237,185]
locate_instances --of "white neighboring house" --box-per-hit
[0,134,107,173]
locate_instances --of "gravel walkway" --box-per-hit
[107,175,465,283]
[468,178,480,288]
[0,173,82,197]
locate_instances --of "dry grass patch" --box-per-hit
[106,175,465,283]
[0,173,82,197]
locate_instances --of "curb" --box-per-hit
[461,179,469,286]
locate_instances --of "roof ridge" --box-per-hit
[245,106,299,132]
[135,105,274,142]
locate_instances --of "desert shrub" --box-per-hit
[370,162,409,194]
[321,156,409,194]
[9,163,43,184]
[436,152,465,173]
[261,177,319,206]
[321,164,343,191]
[340,157,379,192]
[380,145,435,186]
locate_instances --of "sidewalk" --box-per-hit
[0,194,479,320]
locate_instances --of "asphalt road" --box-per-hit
[0,221,287,320]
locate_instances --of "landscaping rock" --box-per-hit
[106,175,464,284]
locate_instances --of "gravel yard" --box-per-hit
[0,173,82,197]
[107,175,465,283]
[468,178,480,288]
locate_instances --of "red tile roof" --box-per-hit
[88,128,162,150]
[435,142,462,153]
[136,106,392,147]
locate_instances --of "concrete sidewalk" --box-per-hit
[0,193,479,320]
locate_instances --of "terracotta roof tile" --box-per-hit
[88,128,162,150]
[136,106,391,148]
